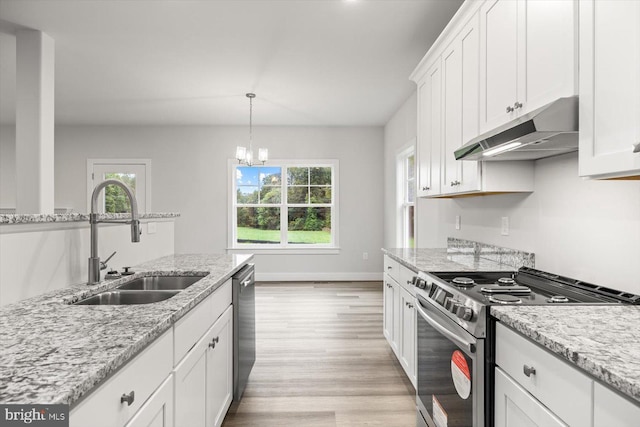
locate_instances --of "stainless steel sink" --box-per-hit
[75,290,180,305]
[115,275,204,291]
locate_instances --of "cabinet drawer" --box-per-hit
[70,329,173,427]
[495,322,592,427]
[399,264,417,296]
[174,279,231,365]
[384,256,400,283]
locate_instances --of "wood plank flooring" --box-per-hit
[222,281,416,427]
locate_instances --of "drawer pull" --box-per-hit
[387,266,393,270]
[120,390,135,406]
[523,365,536,377]
[209,336,220,349]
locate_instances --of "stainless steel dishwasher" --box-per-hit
[232,263,256,402]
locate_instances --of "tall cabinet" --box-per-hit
[579,0,640,179]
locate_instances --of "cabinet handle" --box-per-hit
[633,142,640,153]
[120,390,135,406]
[506,105,514,113]
[523,365,536,377]
[209,336,220,349]
[408,303,414,309]
[422,186,430,191]
[514,101,523,110]
[387,266,392,270]
[407,280,413,285]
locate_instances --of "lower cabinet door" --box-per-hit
[399,287,416,387]
[174,329,209,427]
[494,367,568,427]
[594,382,640,427]
[206,306,234,427]
[126,376,174,427]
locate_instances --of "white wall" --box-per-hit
[0,125,16,209]
[41,125,383,280]
[383,94,640,294]
[0,220,175,306]
[383,92,416,248]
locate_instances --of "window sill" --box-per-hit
[227,247,340,255]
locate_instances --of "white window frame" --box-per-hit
[87,159,151,213]
[228,159,340,254]
[396,143,415,248]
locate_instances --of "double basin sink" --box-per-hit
[75,275,204,305]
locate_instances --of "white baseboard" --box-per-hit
[255,272,383,282]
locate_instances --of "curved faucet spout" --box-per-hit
[88,179,141,285]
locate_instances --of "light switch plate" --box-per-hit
[147,222,157,234]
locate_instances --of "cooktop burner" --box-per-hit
[497,277,515,285]
[548,295,570,303]
[489,294,522,304]
[452,277,475,286]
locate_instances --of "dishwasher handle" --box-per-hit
[416,297,476,354]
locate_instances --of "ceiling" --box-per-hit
[0,0,462,126]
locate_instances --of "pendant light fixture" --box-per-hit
[235,93,268,166]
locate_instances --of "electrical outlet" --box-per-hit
[455,215,461,230]
[362,252,368,260]
[501,217,509,236]
[147,222,157,234]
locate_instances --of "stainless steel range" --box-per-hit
[413,267,639,427]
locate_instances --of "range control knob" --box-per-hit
[456,306,474,321]
[416,279,427,289]
[450,302,462,314]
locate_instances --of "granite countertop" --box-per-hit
[491,305,640,404]
[0,212,181,224]
[0,253,252,407]
[382,247,530,273]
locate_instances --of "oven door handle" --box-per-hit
[416,298,476,354]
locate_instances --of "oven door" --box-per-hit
[415,294,484,427]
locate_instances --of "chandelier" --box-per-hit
[235,93,268,166]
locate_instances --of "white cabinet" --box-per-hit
[594,382,640,427]
[579,0,640,179]
[125,376,174,427]
[479,0,576,133]
[411,0,536,199]
[383,276,399,355]
[174,306,233,427]
[495,322,592,427]
[399,286,416,386]
[416,58,442,198]
[441,12,481,195]
[383,255,417,387]
[494,367,567,427]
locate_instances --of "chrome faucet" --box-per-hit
[88,179,141,285]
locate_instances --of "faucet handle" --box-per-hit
[100,251,117,270]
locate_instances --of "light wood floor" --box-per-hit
[222,281,416,427]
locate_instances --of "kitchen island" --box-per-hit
[0,253,252,408]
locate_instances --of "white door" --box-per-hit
[579,0,640,178]
[442,12,481,195]
[205,307,233,427]
[480,0,519,132]
[174,336,207,427]
[494,367,568,427]
[416,58,442,197]
[125,376,174,427]
[520,0,576,114]
[89,160,149,213]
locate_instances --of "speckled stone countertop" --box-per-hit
[491,305,640,404]
[0,253,252,406]
[0,212,180,224]
[382,248,527,273]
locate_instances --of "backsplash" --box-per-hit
[447,237,535,270]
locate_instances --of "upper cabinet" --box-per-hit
[479,0,577,133]
[416,58,442,197]
[579,0,640,179]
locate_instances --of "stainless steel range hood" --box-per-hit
[455,96,578,161]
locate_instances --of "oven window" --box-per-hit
[417,314,474,427]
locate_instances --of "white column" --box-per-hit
[15,30,55,214]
